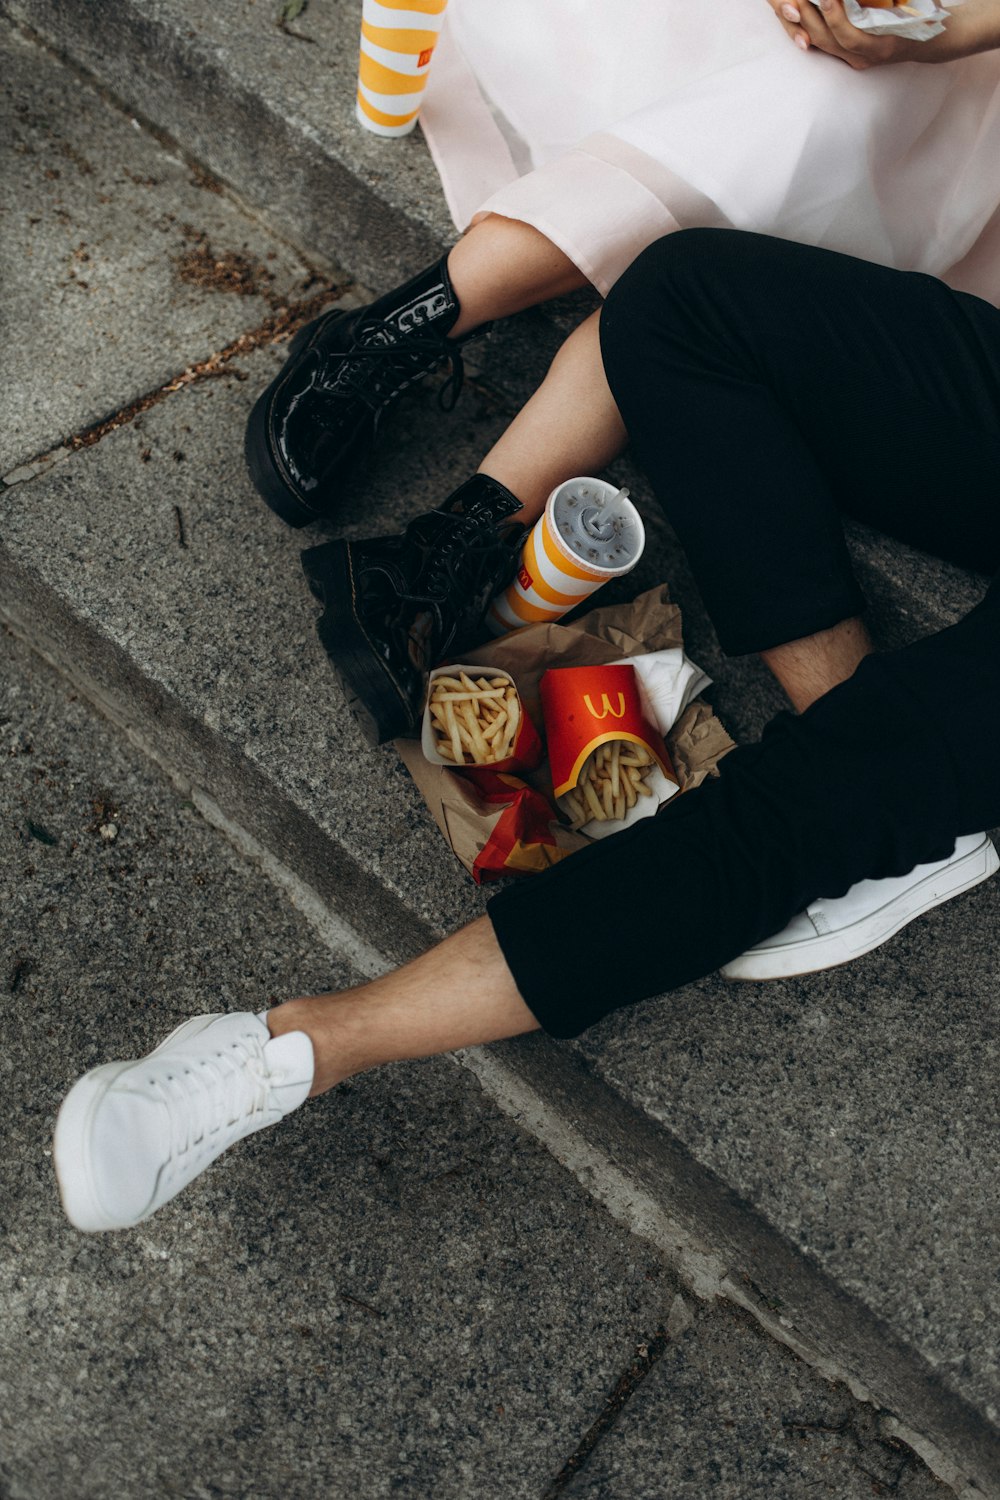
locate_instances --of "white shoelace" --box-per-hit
[148,1038,281,1168]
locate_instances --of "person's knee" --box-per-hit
[600,229,748,389]
[604,230,723,330]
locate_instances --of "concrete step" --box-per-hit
[4,0,989,644]
[2,627,955,1500]
[3,17,998,1499]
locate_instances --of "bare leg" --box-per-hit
[447,215,589,338]
[761,616,874,712]
[268,916,537,1097]
[474,310,628,522]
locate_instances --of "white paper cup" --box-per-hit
[357,0,449,137]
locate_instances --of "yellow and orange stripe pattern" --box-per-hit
[488,485,645,635]
[357,0,449,137]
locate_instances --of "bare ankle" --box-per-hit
[265,994,357,1097]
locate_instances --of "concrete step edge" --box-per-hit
[2,548,996,1500]
[1,0,451,294]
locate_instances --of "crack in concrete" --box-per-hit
[781,1413,921,1495]
[540,1323,674,1499]
[66,285,343,451]
[1,284,343,487]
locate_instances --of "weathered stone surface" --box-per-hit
[1,339,498,960]
[564,1296,951,1500]
[571,865,1000,1433]
[0,628,671,1500]
[1,25,317,474]
[4,0,454,293]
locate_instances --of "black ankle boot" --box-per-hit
[300,475,527,745]
[245,256,482,528]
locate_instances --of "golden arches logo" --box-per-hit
[583,692,626,721]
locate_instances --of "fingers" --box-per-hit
[817,0,864,46]
[817,0,895,64]
[767,0,810,49]
[781,0,875,66]
[794,0,843,48]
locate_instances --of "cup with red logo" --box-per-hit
[357,0,449,138]
[487,478,644,636]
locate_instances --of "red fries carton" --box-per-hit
[540,663,679,836]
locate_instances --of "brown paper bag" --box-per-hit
[394,585,735,881]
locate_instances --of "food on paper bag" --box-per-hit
[540,663,679,839]
[396,586,736,882]
[394,735,579,885]
[422,666,542,774]
[808,0,959,39]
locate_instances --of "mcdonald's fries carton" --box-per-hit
[540,663,679,838]
[357,0,449,138]
[421,665,543,775]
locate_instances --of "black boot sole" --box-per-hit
[244,310,353,530]
[301,542,418,747]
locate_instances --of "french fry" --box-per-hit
[582,775,605,823]
[444,698,463,765]
[459,701,490,762]
[559,737,659,828]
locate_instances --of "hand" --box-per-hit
[766,0,1000,68]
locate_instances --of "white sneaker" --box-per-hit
[54,1011,314,1232]
[721,833,999,982]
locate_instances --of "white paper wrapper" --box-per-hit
[807,0,960,40]
[563,647,712,841]
[615,648,713,737]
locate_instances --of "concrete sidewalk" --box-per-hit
[0,629,950,1499]
[1,12,998,1496]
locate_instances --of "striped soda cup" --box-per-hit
[357,0,449,138]
[487,478,645,635]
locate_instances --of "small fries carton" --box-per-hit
[540,663,679,840]
[422,665,543,776]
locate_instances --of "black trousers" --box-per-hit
[487,231,1000,1039]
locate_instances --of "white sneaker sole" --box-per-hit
[721,834,999,983]
[54,1015,217,1233]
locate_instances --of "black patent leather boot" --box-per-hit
[300,475,527,745]
[245,256,482,528]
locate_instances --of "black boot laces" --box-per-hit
[405,508,520,642]
[315,314,465,419]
